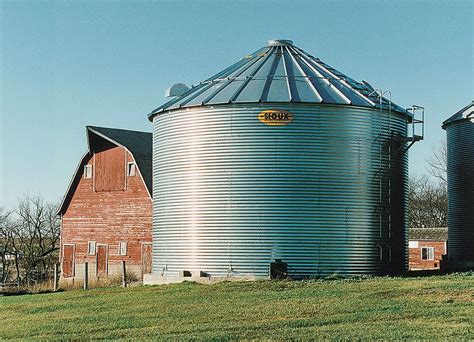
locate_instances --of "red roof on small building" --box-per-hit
[409,228,448,241]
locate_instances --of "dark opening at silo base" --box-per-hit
[440,260,474,273]
[270,259,288,279]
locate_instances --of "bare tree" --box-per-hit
[408,175,448,228]
[0,208,22,284]
[427,139,447,187]
[0,208,12,282]
[16,196,60,284]
[0,197,60,285]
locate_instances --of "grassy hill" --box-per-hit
[1,273,473,340]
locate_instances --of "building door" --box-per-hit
[96,245,108,277]
[62,244,75,277]
[142,243,153,275]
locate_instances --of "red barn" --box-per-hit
[58,126,152,282]
[408,228,447,270]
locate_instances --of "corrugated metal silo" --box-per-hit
[442,101,474,269]
[148,39,421,280]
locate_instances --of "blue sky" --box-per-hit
[1,1,472,209]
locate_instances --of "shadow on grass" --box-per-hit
[0,288,65,297]
[2,271,471,296]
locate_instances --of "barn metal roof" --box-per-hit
[149,39,409,120]
[442,101,474,128]
[58,126,152,215]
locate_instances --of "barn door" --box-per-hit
[96,245,108,277]
[142,243,153,275]
[62,244,75,277]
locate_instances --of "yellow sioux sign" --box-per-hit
[258,109,294,126]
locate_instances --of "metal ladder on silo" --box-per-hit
[370,89,393,262]
[373,100,425,264]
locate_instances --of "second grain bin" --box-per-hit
[147,39,421,281]
[442,101,474,271]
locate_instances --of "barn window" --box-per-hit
[119,242,127,256]
[127,162,136,176]
[84,165,93,178]
[421,247,434,260]
[88,241,96,255]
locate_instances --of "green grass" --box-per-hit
[1,273,473,340]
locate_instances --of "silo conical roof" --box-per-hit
[149,39,408,120]
[442,101,474,129]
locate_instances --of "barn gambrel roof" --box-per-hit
[57,126,152,215]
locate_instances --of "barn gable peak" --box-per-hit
[57,126,152,215]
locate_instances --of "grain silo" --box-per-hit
[146,39,423,282]
[442,101,474,271]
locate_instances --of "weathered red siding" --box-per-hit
[95,146,126,192]
[409,240,446,270]
[61,146,152,281]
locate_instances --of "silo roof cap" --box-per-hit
[442,101,474,129]
[267,39,293,46]
[149,39,409,120]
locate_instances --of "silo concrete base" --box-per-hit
[143,273,269,285]
[440,260,474,273]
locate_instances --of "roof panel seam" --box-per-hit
[230,48,275,103]
[286,46,323,103]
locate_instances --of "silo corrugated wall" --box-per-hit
[152,103,408,278]
[446,119,474,261]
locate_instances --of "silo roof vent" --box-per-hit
[165,83,189,98]
[149,39,408,120]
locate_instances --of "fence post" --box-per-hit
[84,262,89,290]
[53,262,60,291]
[122,261,127,288]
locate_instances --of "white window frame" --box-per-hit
[84,165,93,179]
[127,162,136,177]
[421,247,435,260]
[88,241,96,255]
[119,242,128,256]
